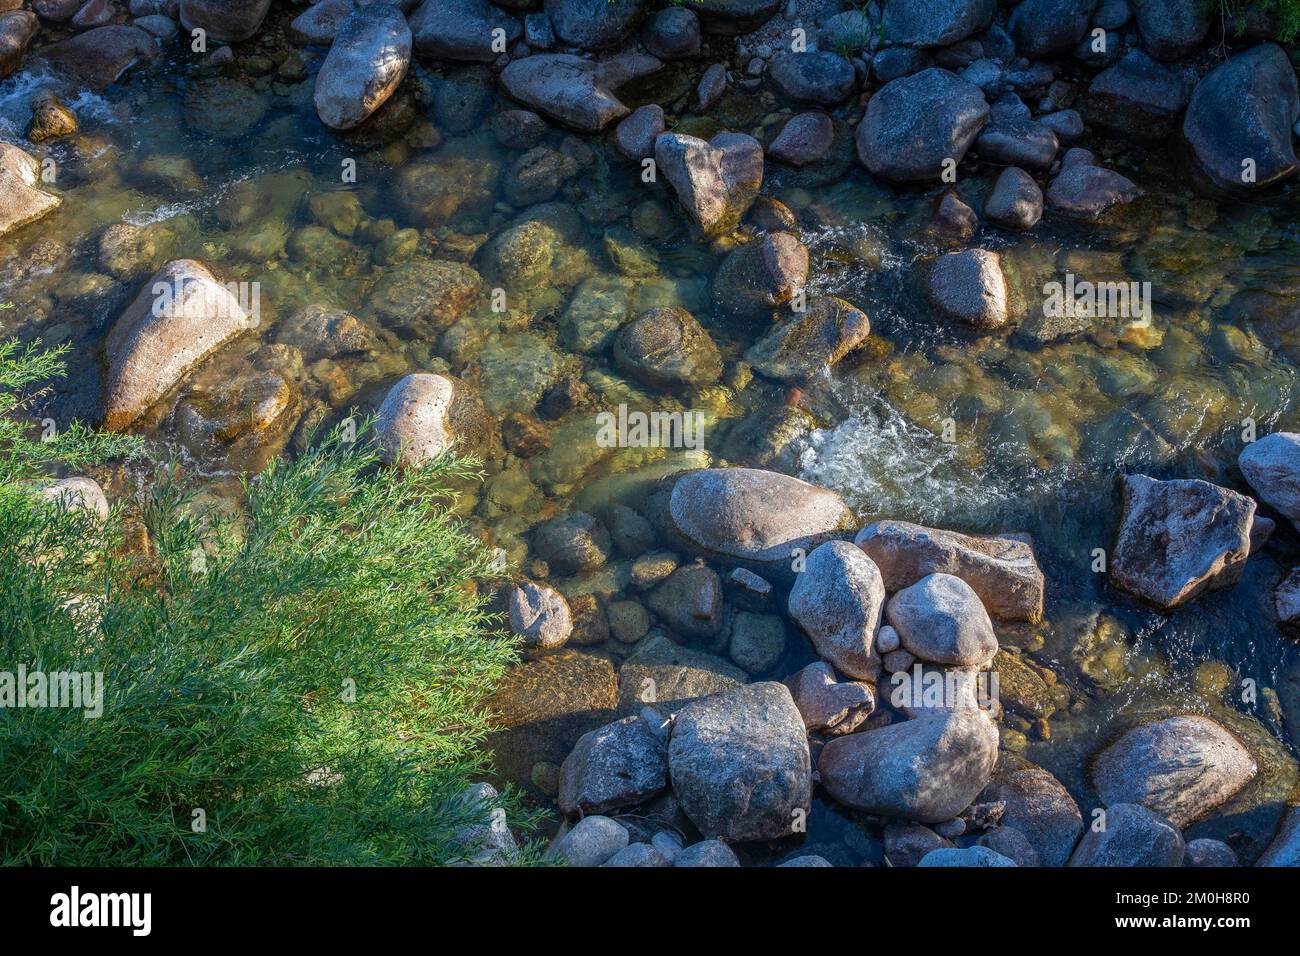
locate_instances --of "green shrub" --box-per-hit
[0,341,534,865]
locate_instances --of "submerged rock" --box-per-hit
[856,68,989,183]
[818,712,1000,823]
[1238,432,1300,532]
[1085,49,1187,140]
[1092,715,1257,828]
[654,130,763,237]
[616,633,747,715]
[1068,803,1184,867]
[313,5,411,131]
[1110,474,1255,610]
[613,306,723,389]
[0,142,61,239]
[743,296,870,382]
[500,52,661,132]
[787,540,886,681]
[559,714,668,816]
[668,682,811,843]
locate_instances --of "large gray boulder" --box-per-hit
[654,131,763,237]
[856,520,1044,622]
[0,143,61,239]
[313,5,410,130]
[409,0,520,62]
[545,0,643,51]
[1110,474,1255,610]
[1068,803,1184,867]
[1085,49,1187,140]
[558,715,668,816]
[925,249,1009,330]
[856,68,989,183]
[1008,0,1097,58]
[788,540,886,680]
[668,682,812,842]
[1092,716,1257,828]
[657,468,855,584]
[1134,0,1210,61]
[818,712,999,823]
[501,52,660,132]
[103,260,249,431]
[886,573,998,667]
[179,0,271,42]
[984,768,1083,867]
[1183,44,1299,192]
[1238,432,1300,532]
[883,0,994,47]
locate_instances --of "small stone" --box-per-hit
[546,815,629,866]
[509,581,573,650]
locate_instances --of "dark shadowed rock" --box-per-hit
[788,540,886,680]
[984,166,1043,230]
[547,815,628,865]
[884,822,953,866]
[1257,806,1300,866]
[533,511,612,574]
[642,5,700,59]
[856,68,989,183]
[1045,160,1141,219]
[558,714,668,816]
[1085,49,1187,140]
[545,0,643,51]
[1068,803,1184,866]
[1092,715,1257,827]
[409,0,520,62]
[1238,432,1300,531]
[646,562,724,639]
[984,768,1083,866]
[769,51,856,106]
[1110,474,1255,610]
[768,111,834,167]
[180,0,270,42]
[919,845,1017,866]
[1134,0,1210,61]
[668,682,811,842]
[689,0,782,35]
[500,53,661,132]
[617,633,747,714]
[1184,838,1239,867]
[1008,0,1096,58]
[0,10,37,81]
[883,0,994,47]
[675,839,741,865]
[975,119,1058,170]
[615,104,664,160]
[978,826,1041,866]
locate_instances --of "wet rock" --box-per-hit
[1257,807,1300,866]
[567,594,609,647]
[1276,568,1300,630]
[642,5,699,59]
[71,0,113,28]
[675,839,740,866]
[668,682,811,842]
[31,0,79,21]
[768,111,834,167]
[1184,838,1238,867]
[608,600,650,643]
[993,649,1057,718]
[275,304,379,362]
[0,142,61,239]
[500,52,661,132]
[374,372,492,467]
[290,0,354,45]
[975,120,1058,171]
[929,191,979,240]
[1110,474,1255,611]
[38,477,109,520]
[883,823,953,866]
[646,562,724,639]
[1008,0,1096,58]
[883,0,993,47]
[819,712,1000,823]
[977,826,1041,866]
[1068,803,1184,867]
[984,166,1043,230]
[768,51,855,107]
[744,296,870,383]
[1185,44,1300,192]
[547,815,628,866]
[614,306,722,389]
[559,714,669,816]
[856,68,989,184]
[533,511,612,574]
[1045,159,1141,219]
[1039,109,1083,144]
[483,219,562,289]
[1092,715,1257,828]
[103,260,249,431]
[545,0,642,51]
[784,660,874,736]
[1238,432,1300,532]
[1134,0,1210,60]
[1085,49,1186,140]
[409,0,520,63]
[509,581,573,650]
[504,145,578,207]
[99,225,173,281]
[617,633,747,714]
[314,6,410,131]
[887,573,998,667]
[918,845,1016,866]
[0,10,38,81]
[658,468,855,584]
[492,109,548,150]
[984,768,1083,867]
[925,248,1008,330]
[788,540,886,681]
[711,232,808,321]
[179,0,270,42]
[696,62,727,111]
[367,259,483,335]
[615,104,664,161]
[39,24,157,90]
[654,130,763,237]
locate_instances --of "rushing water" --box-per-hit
[3,16,1300,862]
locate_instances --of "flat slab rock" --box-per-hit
[1110,474,1255,610]
[1091,715,1257,828]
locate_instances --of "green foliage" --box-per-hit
[0,343,537,865]
[1208,0,1300,42]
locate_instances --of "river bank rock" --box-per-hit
[1110,474,1255,610]
[975,120,1058,170]
[642,5,700,59]
[768,111,834,167]
[887,573,998,667]
[918,845,1017,866]
[1135,0,1210,61]
[788,540,886,681]
[856,68,989,183]
[856,521,1045,622]
[668,682,811,842]
[1009,0,1095,58]
[743,296,870,383]
[675,839,740,866]
[374,372,492,467]
[409,0,520,62]
[769,51,855,106]
[508,581,573,650]
[646,562,724,639]
[1092,715,1257,828]
[546,0,642,51]
[0,143,61,239]
[38,477,109,520]
[1238,432,1300,531]
[784,661,874,736]
[501,53,661,131]
[616,633,747,714]
[547,815,628,866]
[1068,803,1184,866]
[313,5,410,131]
[711,231,808,320]
[1183,44,1299,192]
[558,714,668,816]
[1085,49,1187,141]
[690,0,781,34]
[179,0,270,42]
[1184,838,1239,867]
[654,130,763,237]
[883,0,993,47]
[983,767,1083,866]
[984,166,1043,230]
[290,0,354,45]
[103,260,249,431]
[615,104,663,160]
[655,467,855,584]
[818,711,999,823]
[925,248,1009,330]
